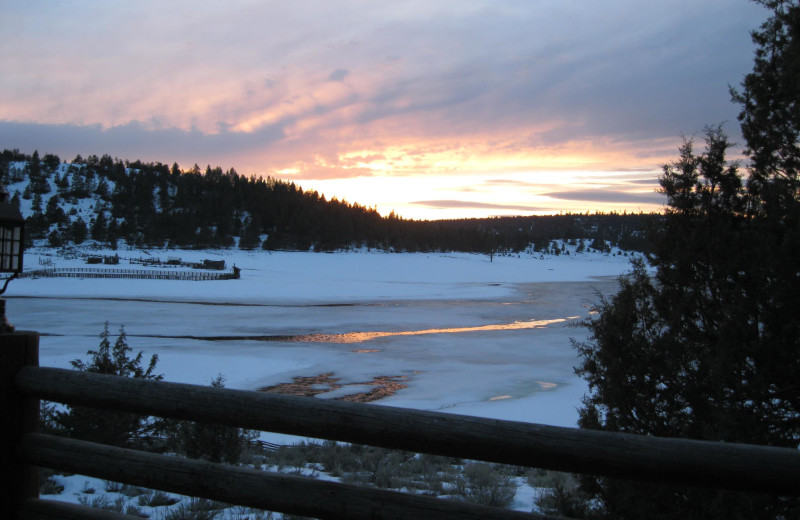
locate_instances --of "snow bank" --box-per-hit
[14,248,637,304]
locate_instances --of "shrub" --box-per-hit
[124,503,149,518]
[119,484,148,497]
[159,498,224,520]
[103,480,124,493]
[270,443,313,473]
[138,489,179,507]
[227,506,275,520]
[533,473,595,518]
[78,494,111,509]
[452,462,516,508]
[39,475,64,495]
[49,322,164,449]
[170,375,256,464]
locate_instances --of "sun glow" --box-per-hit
[287,318,572,344]
[247,131,669,220]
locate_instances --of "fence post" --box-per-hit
[1,331,40,516]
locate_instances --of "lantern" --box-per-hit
[0,183,24,332]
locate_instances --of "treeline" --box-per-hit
[1,148,659,254]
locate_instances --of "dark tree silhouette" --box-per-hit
[571,2,800,518]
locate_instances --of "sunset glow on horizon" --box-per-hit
[0,0,767,220]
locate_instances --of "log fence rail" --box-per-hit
[3,332,799,520]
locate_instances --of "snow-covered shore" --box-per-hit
[13,247,637,304]
[11,247,635,427]
[14,247,637,516]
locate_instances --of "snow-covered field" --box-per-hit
[11,246,635,515]
[11,246,633,428]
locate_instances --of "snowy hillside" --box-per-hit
[2,150,656,255]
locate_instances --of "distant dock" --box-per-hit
[20,267,240,281]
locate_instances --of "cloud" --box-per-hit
[0,120,286,170]
[328,69,350,82]
[410,199,544,212]
[0,0,770,218]
[479,179,533,187]
[627,178,662,186]
[1,1,766,142]
[544,190,665,205]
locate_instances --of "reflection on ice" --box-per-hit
[14,272,621,428]
[292,316,579,344]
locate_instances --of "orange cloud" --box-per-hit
[1,0,762,219]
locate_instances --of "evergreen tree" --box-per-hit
[70,168,93,198]
[95,177,110,200]
[26,193,49,238]
[27,151,51,194]
[731,0,800,209]
[42,153,60,171]
[70,216,88,244]
[31,192,42,214]
[46,323,163,449]
[47,229,62,248]
[571,3,800,517]
[45,195,67,225]
[106,218,119,249]
[56,169,70,192]
[171,375,254,464]
[28,150,41,180]
[238,216,262,250]
[91,211,108,242]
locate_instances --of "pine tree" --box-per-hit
[106,218,119,249]
[26,193,49,238]
[47,229,62,248]
[46,323,163,449]
[95,177,110,200]
[91,211,108,242]
[45,195,67,225]
[171,375,254,464]
[70,216,88,244]
[56,169,70,192]
[731,0,800,209]
[238,216,262,250]
[571,2,800,517]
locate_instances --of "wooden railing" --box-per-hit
[4,332,800,520]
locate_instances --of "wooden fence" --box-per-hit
[19,267,238,281]
[4,332,800,520]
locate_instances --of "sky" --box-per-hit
[0,1,769,220]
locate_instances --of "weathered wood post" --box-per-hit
[1,330,40,517]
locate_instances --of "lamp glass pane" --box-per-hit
[0,223,22,272]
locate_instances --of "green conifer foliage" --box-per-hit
[572,2,800,517]
[172,375,255,464]
[47,323,163,449]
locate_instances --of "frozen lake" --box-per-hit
[10,250,631,427]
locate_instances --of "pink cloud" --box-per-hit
[0,0,767,217]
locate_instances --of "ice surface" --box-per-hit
[10,248,632,428]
